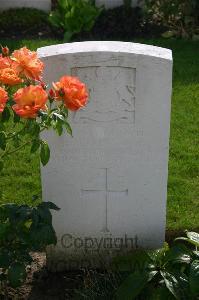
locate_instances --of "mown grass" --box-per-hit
[0,38,198,231]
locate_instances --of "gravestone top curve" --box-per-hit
[37,41,172,61]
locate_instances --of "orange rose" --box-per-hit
[0,87,8,113]
[12,47,44,81]
[0,55,12,69]
[0,68,22,86]
[53,76,88,111]
[13,85,48,118]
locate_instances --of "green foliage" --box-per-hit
[78,232,199,299]
[114,232,199,300]
[144,0,199,39]
[49,0,103,41]
[0,202,59,288]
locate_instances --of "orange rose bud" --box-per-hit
[12,85,48,118]
[0,68,22,86]
[58,88,65,97]
[1,46,9,56]
[40,81,47,90]
[49,88,56,99]
[0,87,8,113]
[53,76,88,111]
[12,47,44,81]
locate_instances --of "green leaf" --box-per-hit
[40,141,50,166]
[29,224,57,250]
[0,251,11,268]
[164,244,191,264]
[53,112,65,122]
[13,134,21,148]
[32,122,41,137]
[161,30,176,38]
[49,11,62,28]
[37,206,52,224]
[31,139,41,153]
[1,106,10,122]
[175,237,190,243]
[161,271,189,299]
[115,272,150,300]
[113,250,152,272]
[0,160,4,172]
[0,122,5,131]
[189,260,199,296]
[150,285,175,300]
[8,262,26,288]
[41,202,60,211]
[62,106,68,118]
[186,231,199,247]
[13,112,20,123]
[0,131,6,150]
[161,271,178,298]
[13,205,32,222]
[56,120,63,136]
[64,121,72,136]
[0,223,9,239]
[63,31,73,42]
[193,251,199,259]
[26,120,40,137]
[147,246,168,265]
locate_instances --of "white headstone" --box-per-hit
[0,0,51,12]
[38,41,172,270]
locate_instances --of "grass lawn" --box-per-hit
[0,38,198,233]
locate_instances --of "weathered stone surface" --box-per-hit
[38,41,172,270]
[0,0,51,12]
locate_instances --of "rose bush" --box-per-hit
[0,45,88,167]
[0,45,88,292]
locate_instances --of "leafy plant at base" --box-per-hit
[0,202,59,293]
[114,231,199,299]
[77,232,199,299]
[49,0,103,41]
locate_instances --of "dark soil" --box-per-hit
[3,253,85,300]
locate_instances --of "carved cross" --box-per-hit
[81,168,128,233]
